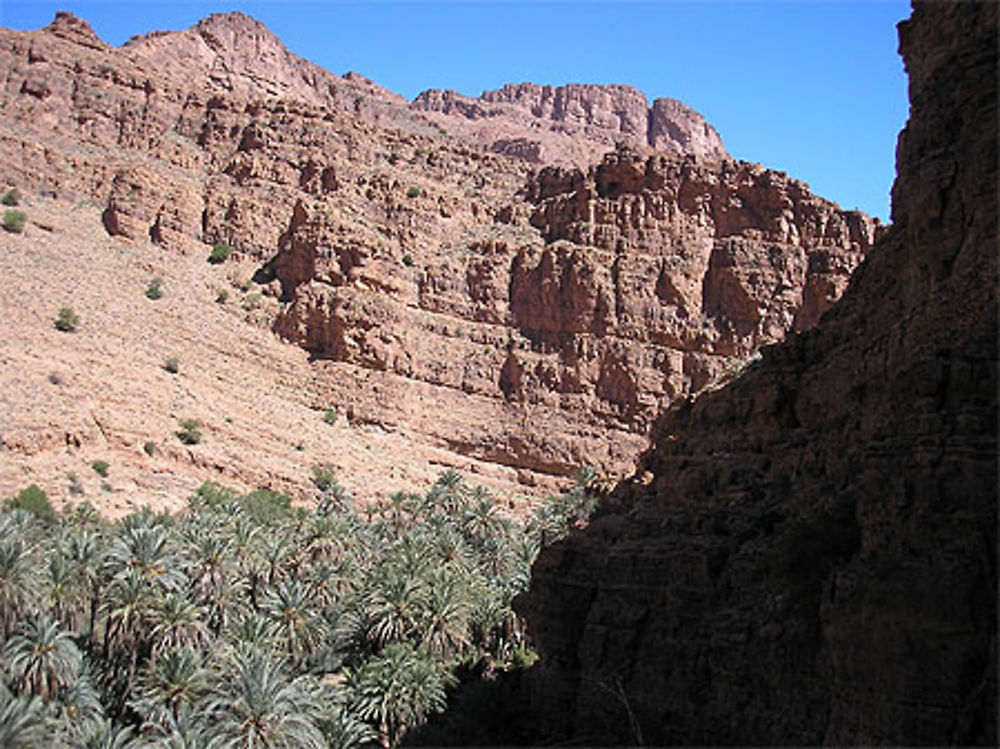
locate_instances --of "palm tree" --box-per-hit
[44,552,84,630]
[79,718,136,749]
[132,647,210,723]
[105,524,186,593]
[52,668,106,741]
[348,642,449,748]
[418,568,470,660]
[223,609,278,658]
[101,569,152,655]
[0,690,47,748]
[316,702,377,749]
[148,593,213,659]
[186,529,237,633]
[100,568,154,707]
[4,610,82,698]
[63,526,106,641]
[431,527,473,573]
[201,652,325,749]
[0,535,39,639]
[361,569,426,648]
[260,579,327,667]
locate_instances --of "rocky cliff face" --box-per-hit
[0,11,873,500]
[516,2,997,744]
[413,82,727,167]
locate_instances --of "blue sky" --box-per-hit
[1,1,910,221]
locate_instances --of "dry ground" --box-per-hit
[0,193,545,517]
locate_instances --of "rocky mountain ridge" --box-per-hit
[516,1,997,744]
[413,81,727,166]
[2,11,875,506]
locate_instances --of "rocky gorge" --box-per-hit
[516,1,997,744]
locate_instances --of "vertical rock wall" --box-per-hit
[517,2,997,744]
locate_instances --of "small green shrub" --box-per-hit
[142,441,156,456]
[2,209,25,233]
[243,292,262,310]
[311,463,337,492]
[191,481,239,510]
[54,307,79,332]
[177,418,202,445]
[208,242,232,264]
[406,186,422,199]
[145,278,163,300]
[164,357,180,374]
[91,460,109,477]
[402,253,414,267]
[100,482,112,493]
[323,408,338,426]
[2,188,21,206]
[4,484,55,521]
[216,289,229,304]
[241,488,293,525]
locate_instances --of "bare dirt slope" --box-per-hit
[0,195,533,515]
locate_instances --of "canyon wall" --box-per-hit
[517,1,997,744]
[0,11,874,497]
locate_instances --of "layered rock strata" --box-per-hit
[517,1,997,744]
[414,82,727,167]
[0,10,874,495]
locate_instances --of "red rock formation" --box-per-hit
[516,2,997,744]
[0,10,875,496]
[414,81,727,168]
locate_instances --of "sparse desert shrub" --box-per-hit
[311,463,337,492]
[3,209,26,233]
[53,307,79,332]
[145,277,163,300]
[323,408,338,425]
[91,460,109,478]
[177,418,202,445]
[208,242,232,264]
[100,482,112,493]
[143,441,156,456]
[243,292,262,310]
[406,186,422,199]
[402,253,414,267]
[48,372,64,386]
[216,289,229,304]
[2,188,21,206]
[67,472,84,496]
[4,484,55,521]
[163,357,180,374]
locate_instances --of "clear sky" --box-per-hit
[1,1,910,221]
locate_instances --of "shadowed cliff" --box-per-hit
[516,2,997,744]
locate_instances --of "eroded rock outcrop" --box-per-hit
[413,81,727,168]
[0,10,875,494]
[516,2,997,744]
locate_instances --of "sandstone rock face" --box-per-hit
[516,2,997,744]
[0,11,871,499]
[413,82,727,167]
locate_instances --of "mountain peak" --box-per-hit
[44,10,108,50]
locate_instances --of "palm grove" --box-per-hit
[0,468,597,748]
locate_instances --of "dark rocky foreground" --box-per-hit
[514,2,997,744]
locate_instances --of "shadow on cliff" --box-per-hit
[444,2,998,746]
